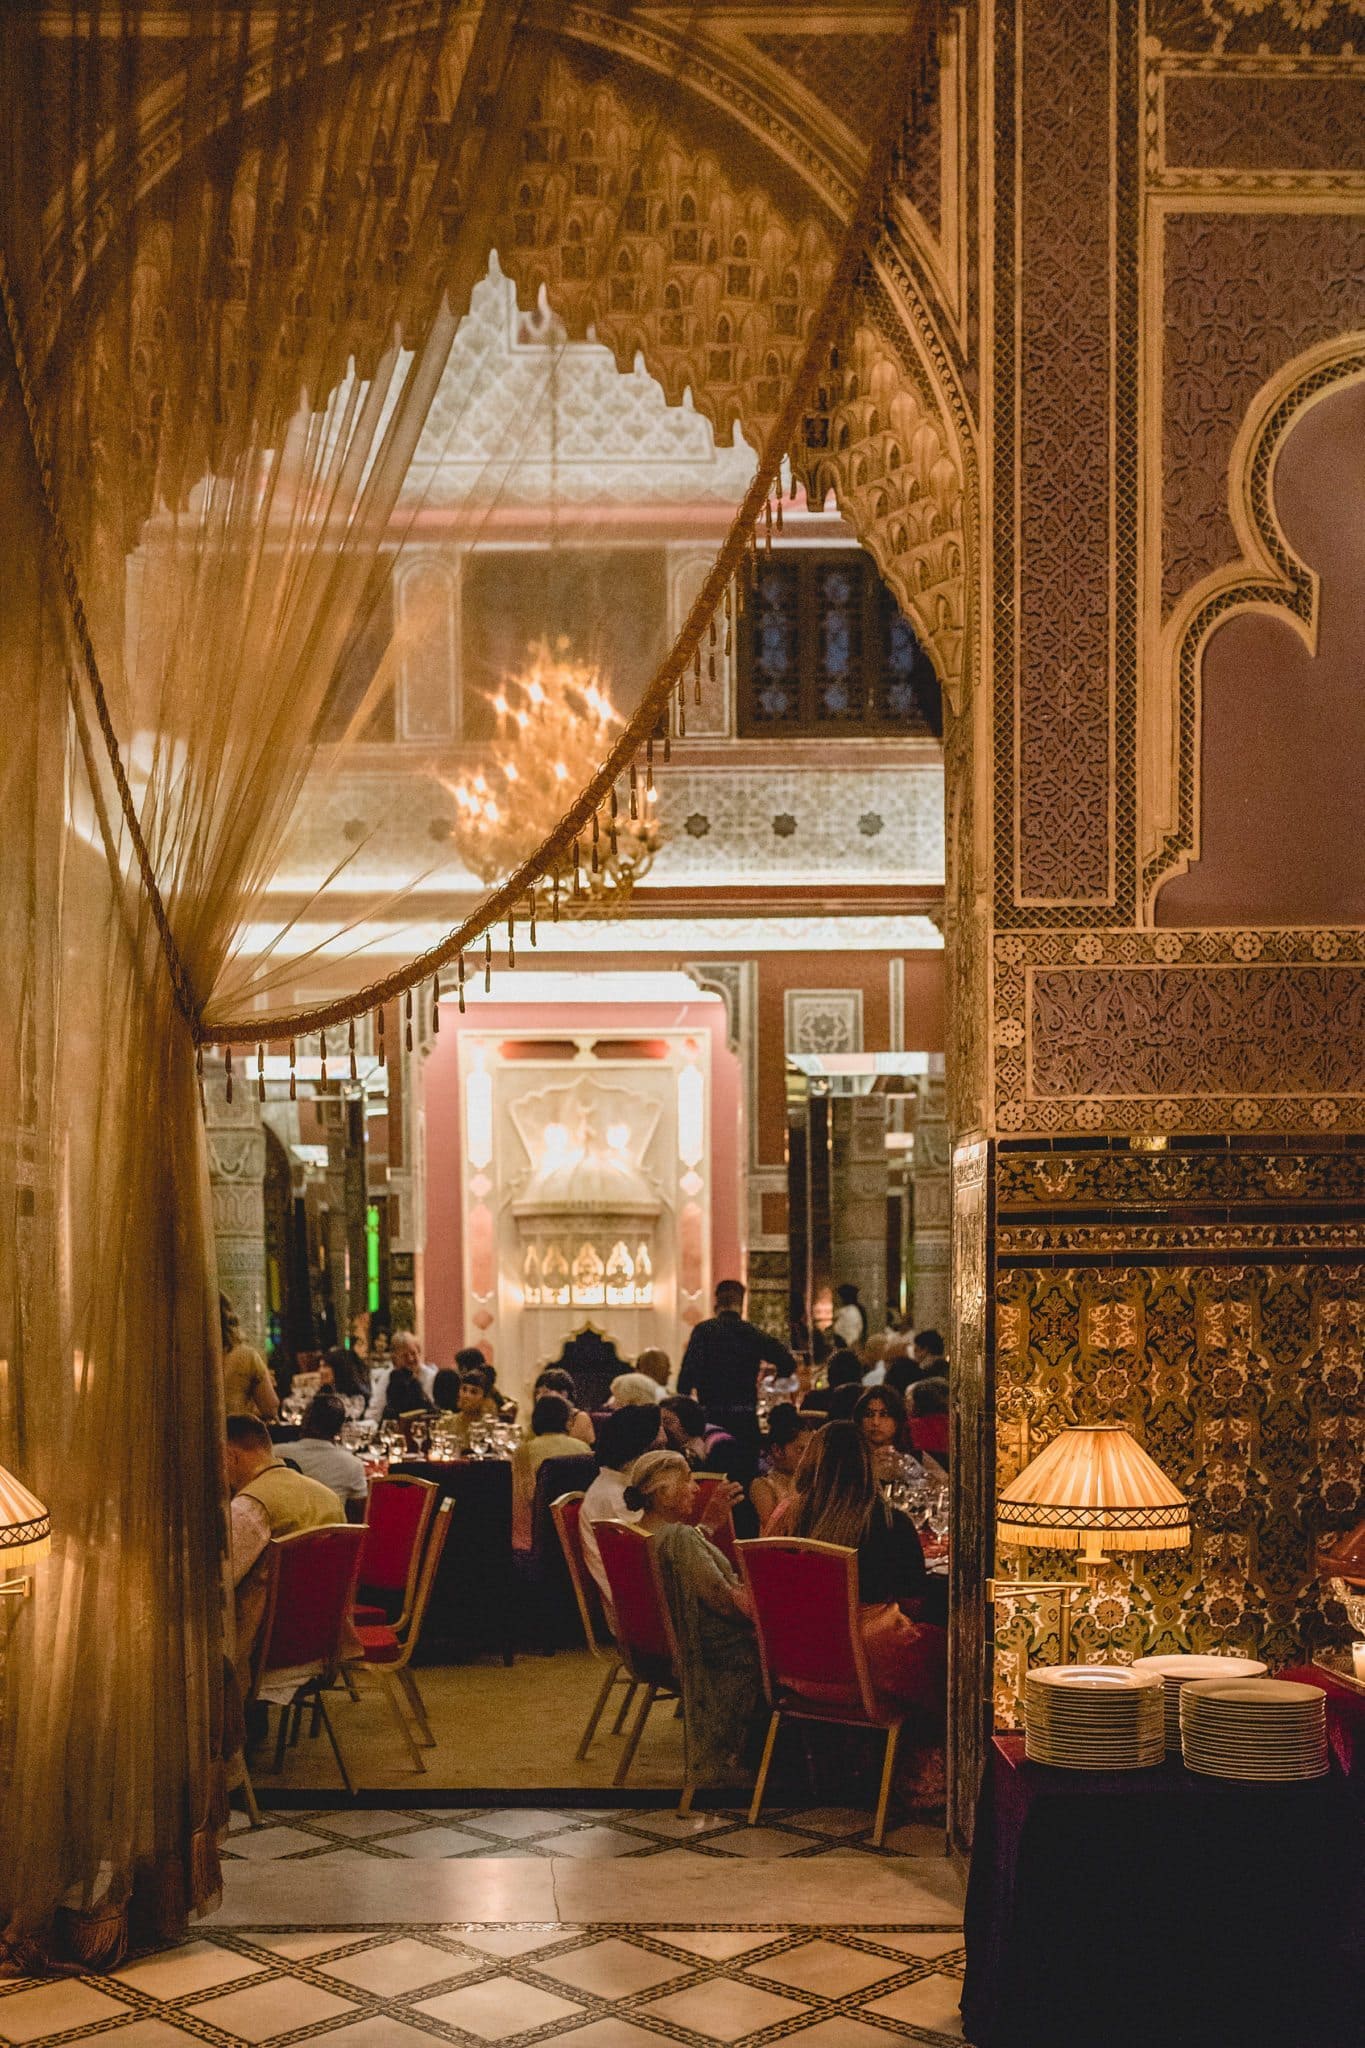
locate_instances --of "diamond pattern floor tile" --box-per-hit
[456,1927,576,1958]
[533,1935,695,1999]
[111,1939,267,1999]
[414,1973,585,2039]
[221,1824,325,1861]
[462,1809,575,1840]
[536,1825,650,1859]
[0,1982,131,2044]
[698,1825,812,1858]
[652,1930,789,1961]
[383,1825,492,1858]
[315,1936,482,1995]
[747,1936,908,1997]
[640,1977,812,2042]
[185,1978,358,2042]
[862,1972,966,2035]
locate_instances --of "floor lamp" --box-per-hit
[990,1424,1189,1666]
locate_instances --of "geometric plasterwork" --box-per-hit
[784,989,864,1058]
[995,927,1365,1138]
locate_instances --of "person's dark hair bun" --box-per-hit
[622,1484,646,1512]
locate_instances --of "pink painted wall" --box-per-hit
[422,996,742,1371]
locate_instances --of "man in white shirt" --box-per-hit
[364,1328,438,1421]
[578,1405,664,1615]
[286,1391,369,1514]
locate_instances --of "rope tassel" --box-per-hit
[405,989,413,1050]
[289,1039,297,1101]
[349,1017,357,1080]
[319,1031,328,1082]
[225,1045,233,1104]
[256,1043,265,1101]
[458,951,466,1012]
[484,931,492,992]
[507,912,516,967]
[431,975,440,1033]
[528,894,537,946]
[376,1003,386,1068]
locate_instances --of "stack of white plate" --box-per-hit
[1179,1676,1329,1781]
[1131,1652,1267,1752]
[1024,1664,1165,1770]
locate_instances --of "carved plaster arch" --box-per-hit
[1142,333,1365,914]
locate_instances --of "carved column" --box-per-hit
[911,1068,951,1337]
[203,1072,267,1350]
[830,1096,889,1331]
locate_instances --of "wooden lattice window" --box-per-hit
[737,549,941,737]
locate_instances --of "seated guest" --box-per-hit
[532,1367,595,1445]
[610,1370,662,1407]
[458,1348,517,1422]
[221,1295,279,1422]
[512,1393,589,1549]
[381,1359,434,1422]
[660,1394,740,1476]
[750,1401,807,1528]
[287,1392,369,1515]
[318,1344,369,1420]
[800,1348,864,1420]
[579,1404,663,1616]
[635,1346,672,1391]
[883,1353,917,1399]
[439,1371,498,1449]
[910,1327,947,1381]
[909,1375,950,1469]
[624,1450,759,1784]
[365,1330,437,1420]
[225,1414,344,1682]
[852,1384,924,1486]
[431,1367,462,1413]
[781,1422,944,1719]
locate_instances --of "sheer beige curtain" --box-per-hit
[0,0,922,1967]
[0,0,545,1965]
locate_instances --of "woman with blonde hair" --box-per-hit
[781,1421,944,1719]
[622,1450,758,1782]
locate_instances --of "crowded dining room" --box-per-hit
[1,4,1363,2045]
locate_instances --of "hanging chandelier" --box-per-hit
[446,638,661,913]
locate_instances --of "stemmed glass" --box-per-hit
[409,1418,429,1459]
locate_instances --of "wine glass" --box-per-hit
[410,1418,429,1458]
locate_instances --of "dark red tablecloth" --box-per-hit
[393,1457,515,1665]
[961,1733,1359,2048]
[1283,1664,1365,1783]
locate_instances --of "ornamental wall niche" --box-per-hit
[984,2,1365,1139]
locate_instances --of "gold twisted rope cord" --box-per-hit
[2,5,940,1052]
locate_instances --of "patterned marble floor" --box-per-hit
[0,1810,970,2046]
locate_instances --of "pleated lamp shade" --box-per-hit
[997,1425,1188,1559]
[0,1461,51,1570]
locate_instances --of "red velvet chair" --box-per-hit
[551,1492,642,1760]
[350,1497,453,1771]
[738,1535,904,1846]
[354,1474,439,1631]
[242,1523,366,1817]
[594,1520,688,1802]
[686,1475,738,1568]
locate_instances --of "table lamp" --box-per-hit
[0,1459,51,1600]
[997,1424,1189,1571]
[991,1425,1189,1666]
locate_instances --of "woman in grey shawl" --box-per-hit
[624,1451,761,1784]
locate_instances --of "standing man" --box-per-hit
[678,1279,797,1481]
